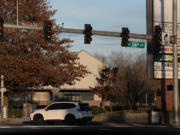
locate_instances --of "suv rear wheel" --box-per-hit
[33,114,44,125]
[65,114,76,124]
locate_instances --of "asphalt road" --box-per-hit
[0,124,180,135]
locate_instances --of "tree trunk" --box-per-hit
[100,99,105,111]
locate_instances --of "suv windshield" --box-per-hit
[78,103,91,111]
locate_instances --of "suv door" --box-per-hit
[44,103,76,120]
[44,103,64,120]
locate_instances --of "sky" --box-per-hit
[49,0,147,56]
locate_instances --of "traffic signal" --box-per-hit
[167,84,173,91]
[153,25,162,54]
[121,27,129,47]
[84,24,92,44]
[43,20,52,41]
[0,17,4,40]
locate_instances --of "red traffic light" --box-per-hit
[47,23,52,28]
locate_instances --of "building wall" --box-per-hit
[61,50,105,90]
[155,79,173,111]
[60,50,104,102]
[32,92,51,102]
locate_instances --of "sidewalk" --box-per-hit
[0,117,30,125]
[101,122,172,128]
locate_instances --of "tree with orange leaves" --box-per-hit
[0,0,88,93]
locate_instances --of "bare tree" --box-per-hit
[93,52,155,110]
[90,67,118,110]
[110,52,155,109]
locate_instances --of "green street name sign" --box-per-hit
[128,41,145,48]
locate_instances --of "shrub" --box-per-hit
[91,106,104,115]
[105,106,111,111]
[8,108,23,118]
[112,105,123,111]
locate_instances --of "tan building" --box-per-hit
[31,50,105,106]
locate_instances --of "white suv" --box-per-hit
[30,102,93,124]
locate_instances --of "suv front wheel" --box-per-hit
[33,114,45,125]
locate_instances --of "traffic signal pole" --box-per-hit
[4,24,152,40]
[172,0,179,126]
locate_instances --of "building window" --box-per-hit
[58,90,94,101]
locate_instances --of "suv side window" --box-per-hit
[78,103,91,111]
[63,103,76,109]
[47,104,58,110]
[47,103,76,110]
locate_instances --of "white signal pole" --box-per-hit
[0,75,6,107]
[17,0,19,25]
[0,75,6,119]
[172,0,179,126]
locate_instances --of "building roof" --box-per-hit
[78,50,106,66]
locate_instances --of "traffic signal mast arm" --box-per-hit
[4,23,152,40]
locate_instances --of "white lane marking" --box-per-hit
[0,125,78,128]
[0,124,135,129]
[98,128,109,131]
[0,125,100,129]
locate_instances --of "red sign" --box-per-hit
[160,46,180,54]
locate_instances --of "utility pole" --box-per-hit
[1,75,4,108]
[16,0,19,25]
[172,0,179,126]
[0,75,7,119]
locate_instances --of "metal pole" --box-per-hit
[1,75,4,119]
[1,75,3,108]
[4,24,153,40]
[17,0,19,25]
[173,0,179,126]
[146,92,148,107]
